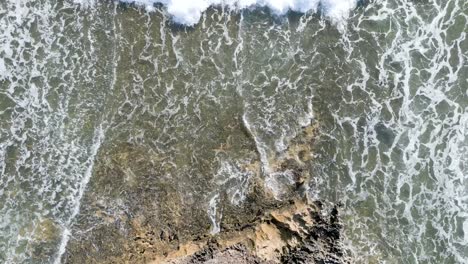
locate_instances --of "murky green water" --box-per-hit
[0,0,467,263]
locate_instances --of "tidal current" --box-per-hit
[0,0,467,263]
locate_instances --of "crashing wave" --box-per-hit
[77,0,358,25]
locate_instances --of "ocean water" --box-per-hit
[0,0,466,263]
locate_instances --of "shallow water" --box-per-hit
[0,0,466,263]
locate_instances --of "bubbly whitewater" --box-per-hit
[114,0,359,25]
[0,0,466,263]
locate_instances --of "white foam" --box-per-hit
[207,193,221,234]
[108,0,358,25]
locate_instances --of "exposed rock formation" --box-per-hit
[156,199,348,264]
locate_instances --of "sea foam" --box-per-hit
[108,0,358,25]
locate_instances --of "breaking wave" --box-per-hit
[75,0,359,25]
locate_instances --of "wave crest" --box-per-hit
[95,0,358,25]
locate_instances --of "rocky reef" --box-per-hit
[62,120,349,264]
[156,198,348,264]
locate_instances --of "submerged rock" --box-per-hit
[62,121,349,264]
